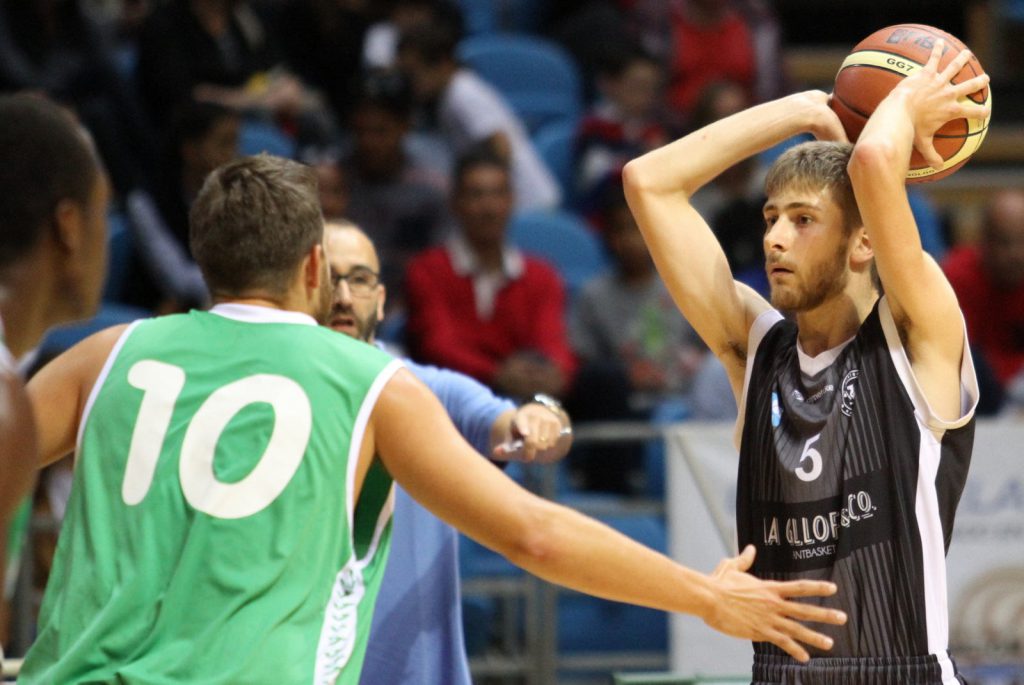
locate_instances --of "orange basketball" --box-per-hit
[829,23,991,183]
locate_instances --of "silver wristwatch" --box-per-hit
[531,393,564,417]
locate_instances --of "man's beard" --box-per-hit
[769,243,849,312]
[328,304,380,342]
[350,308,379,342]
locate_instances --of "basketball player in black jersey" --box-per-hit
[624,42,989,684]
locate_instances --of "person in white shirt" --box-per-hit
[397,22,562,210]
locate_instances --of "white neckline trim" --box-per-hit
[209,303,317,326]
[796,334,856,377]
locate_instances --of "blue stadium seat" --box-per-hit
[532,119,579,205]
[458,34,583,134]
[238,119,296,159]
[456,0,498,34]
[103,210,134,304]
[456,0,549,35]
[557,512,668,652]
[508,209,609,297]
[37,303,150,363]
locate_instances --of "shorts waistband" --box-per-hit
[752,652,961,685]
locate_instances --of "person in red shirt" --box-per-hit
[404,146,576,400]
[629,0,755,117]
[942,189,1024,389]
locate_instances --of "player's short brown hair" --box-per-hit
[190,155,323,296]
[765,141,862,236]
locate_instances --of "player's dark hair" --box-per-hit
[0,94,100,269]
[596,43,659,80]
[190,155,323,296]
[352,70,414,121]
[765,141,862,236]
[453,143,510,192]
[170,100,237,148]
[397,21,460,66]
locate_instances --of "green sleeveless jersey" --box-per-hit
[21,305,403,685]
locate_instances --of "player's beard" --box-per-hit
[770,241,849,312]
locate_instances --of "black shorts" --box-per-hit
[752,652,967,685]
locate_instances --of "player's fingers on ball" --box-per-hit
[770,579,837,598]
[944,48,974,78]
[916,140,944,171]
[958,102,990,121]
[938,57,961,82]
[954,73,989,97]
[925,39,945,69]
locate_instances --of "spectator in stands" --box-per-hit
[629,0,782,120]
[572,180,706,413]
[567,180,708,491]
[315,159,350,222]
[943,189,1024,394]
[137,0,332,146]
[547,0,633,102]
[576,45,669,217]
[125,100,240,311]
[274,0,373,123]
[405,146,575,400]
[0,0,157,194]
[397,22,562,210]
[363,0,463,70]
[339,71,450,298]
[685,80,768,293]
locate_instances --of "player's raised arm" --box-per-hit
[370,368,847,662]
[847,41,990,417]
[622,91,847,394]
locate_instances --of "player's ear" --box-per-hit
[304,243,324,290]
[850,225,874,267]
[376,284,387,321]
[51,198,85,255]
[49,198,91,288]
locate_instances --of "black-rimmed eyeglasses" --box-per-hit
[331,267,380,297]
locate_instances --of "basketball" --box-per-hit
[829,23,991,183]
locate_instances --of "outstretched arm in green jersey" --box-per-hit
[369,367,847,662]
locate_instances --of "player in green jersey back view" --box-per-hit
[13,155,845,684]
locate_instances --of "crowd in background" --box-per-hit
[2,0,1022,491]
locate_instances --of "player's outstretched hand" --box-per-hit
[894,39,991,171]
[703,545,847,663]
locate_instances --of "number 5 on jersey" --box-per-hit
[121,359,314,519]
[796,433,823,482]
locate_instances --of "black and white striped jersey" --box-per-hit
[736,297,978,684]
